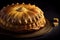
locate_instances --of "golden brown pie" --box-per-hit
[0,3,46,32]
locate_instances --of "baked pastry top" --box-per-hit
[0,3,46,32]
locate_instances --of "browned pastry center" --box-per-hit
[0,3,46,32]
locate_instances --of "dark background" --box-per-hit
[0,0,60,40]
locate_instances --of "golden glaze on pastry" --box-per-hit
[0,3,46,32]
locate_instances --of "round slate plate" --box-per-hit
[0,19,53,38]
